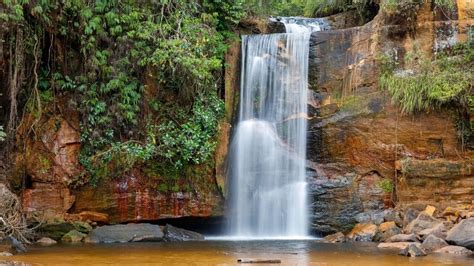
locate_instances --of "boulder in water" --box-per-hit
[61,230,86,243]
[374,222,401,242]
[347,223,377,242]
[86,223,163,243]
[378,242,412,250]
[36,237,57,246]
[323,232,345,243]
[163,224,204,242]
[445,218,474,250]
[421,235,448,252]
[399,243,426,257]
[434,245,473,255]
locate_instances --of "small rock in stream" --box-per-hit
[399,243,426,257]
[36,237,57,246]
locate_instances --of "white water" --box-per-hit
[229,18,327,239]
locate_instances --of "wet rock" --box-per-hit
[163,224,204,242]
[87,223,163,243]
[434,245,473,255]
[374,222,401,242]
[309,169,389,234]
[405,211,441,234]
[73,170,224,224]
[399,243,426,257]
[36,237,57,246]
[421,235,448,253]
[347,223,377,242]
[0,251,13,256]
[446,218,474,250]
[72,221,93,234]
[386,233,419,243]
[61,230,86,243]
[37,218,76,240]
[323,232,346,243]
[378,242,412,250]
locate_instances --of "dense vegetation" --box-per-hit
[0,0,245,187]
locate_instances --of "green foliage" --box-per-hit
[155,93,224,168]
[243,0,307,16]
[0,126,6,142]
[379,43,473,114]
[434,0,456,9]
[1,0,237,186]
[377,179,393,193]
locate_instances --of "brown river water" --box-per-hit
[1,241,473,265]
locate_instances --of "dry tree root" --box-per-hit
[0,184,33,244]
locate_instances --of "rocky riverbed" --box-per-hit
[322,204,474,258]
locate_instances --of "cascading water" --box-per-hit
[229,18,328,239]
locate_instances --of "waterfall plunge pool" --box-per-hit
[3,241,472,265]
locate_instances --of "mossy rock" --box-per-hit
[61,230,86,243]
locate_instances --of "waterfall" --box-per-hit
[229,18,328,239]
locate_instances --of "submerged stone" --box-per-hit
[36,237,57,246]
[87,223,163,243]
[399,243,426,257]
[163,224,204,242]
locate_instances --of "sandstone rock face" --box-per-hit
[347,223,378,242]
[396,159,474,210]
[86,224,163,243]
[14,116,81,220]
[309,170,386,234]
[72,169,224,224]
[421,235,448,252]
[163,224,204,242]
[305,0,474,233]
[446,218,474,250]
